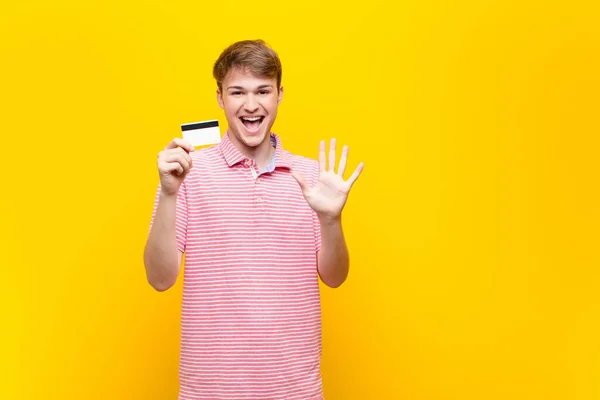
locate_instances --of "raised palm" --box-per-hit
[292,139,364,219]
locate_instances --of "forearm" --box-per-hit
[144,192,181,291]
[317,216,349,288]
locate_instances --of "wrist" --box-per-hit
[317,213,342,226]
[159,189,178,201]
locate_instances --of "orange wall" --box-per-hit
[1,0,599,398]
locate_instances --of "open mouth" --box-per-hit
[240,116,265,132]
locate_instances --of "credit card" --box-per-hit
[181,120,221,147]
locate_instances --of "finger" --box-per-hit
[347,162,364,188]
[162,151,190,167]
[318,140,326,172]
[337,145,348,177]
[291,170,309,193]
[328,138,336,172]
[163,153,191,172]
[161,161,184,176]
[163,148,192,165]
[177,147,193,168]
[165,138,195,153]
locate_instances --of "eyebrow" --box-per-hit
[227,84,274,90]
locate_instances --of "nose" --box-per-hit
[244,93,259,113]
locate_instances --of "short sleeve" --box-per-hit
[149,181,188,253]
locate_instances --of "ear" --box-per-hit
[278,86,284,105]
[217,89,224,109]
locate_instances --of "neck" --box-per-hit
[227,130,274,170]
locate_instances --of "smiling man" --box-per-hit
[144,40,364,399]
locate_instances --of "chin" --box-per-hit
[234,120,272,147]
[239,133,266,148]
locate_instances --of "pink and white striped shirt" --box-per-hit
[150,132,323,399]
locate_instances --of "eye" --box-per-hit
[259,90,270,95]
[230,91,243,96]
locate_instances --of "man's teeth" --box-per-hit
[242,117,262,121]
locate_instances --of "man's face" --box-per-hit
[217,67,283,150]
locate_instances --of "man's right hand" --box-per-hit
[157,138,195,196]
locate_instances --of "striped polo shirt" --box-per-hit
[150,132,324,399]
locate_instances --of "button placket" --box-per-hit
[254,173,266,213]
[244,159,258,181]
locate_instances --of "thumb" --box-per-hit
[291,170,309,192]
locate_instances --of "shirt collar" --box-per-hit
[219,131,292,170]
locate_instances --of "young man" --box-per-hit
[144,40,363,399]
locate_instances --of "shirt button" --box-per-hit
[257,197,263,202]
[256,178,260,184]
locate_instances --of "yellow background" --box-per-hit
[1,0,599,398]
